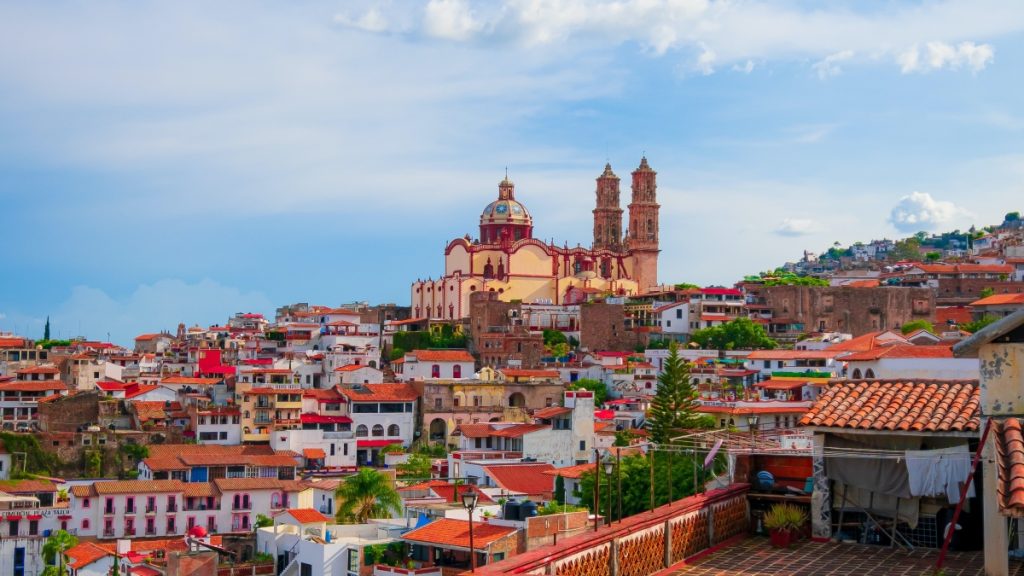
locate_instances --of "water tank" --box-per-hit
[755,470,775,491]
[520,501,538,519]
[503,500,521,521]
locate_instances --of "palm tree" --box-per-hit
[335,468,403,524]
[41,529,78,576]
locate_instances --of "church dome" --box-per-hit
[480,198,532,226]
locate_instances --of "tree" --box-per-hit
[689,318,776,350]
[255,514,273,529]
[925,252,941,263]
[889,237,922,261]
[647,341,699,445]
[542,329,568,347]
[900,319,934,334]
[335,468,403,524]
[44,316,51,341]
[673,283,700,291]
[396,453,432,478]
[567,378,608,406]
[614,430,634,447]
[979,287,995,299]
[42,529,78,576]
[1006,211,1021,222]
[962,315,999,334]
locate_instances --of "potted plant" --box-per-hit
[764,503,807,548]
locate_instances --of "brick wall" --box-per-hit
[580,302,643,352]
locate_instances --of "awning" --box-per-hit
[357,439,402,448]
[26,514,42,521]
[303,448,326,459]
[300,414,353,424]
[4,515,23,521]
[755,380,807,391]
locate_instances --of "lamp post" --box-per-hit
[616,448,622,523]
[604,458,614,523]
[746,415,759,445]
[593,448,600,532]
[461,490,479,573]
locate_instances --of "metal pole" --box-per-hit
[649,447,655,512]
[594,449,600,532]
[469,503,476,573]
[616,448,622,523]
[606,469,613,523]
[668,447,673,504]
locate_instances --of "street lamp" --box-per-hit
[746,415,760,450]
[461,489,479,573]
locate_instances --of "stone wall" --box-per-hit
[935,278,1024,305]
[760,286,935,336]
[580,303,643,352]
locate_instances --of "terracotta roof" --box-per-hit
[846,279,881,288]
[534,406,572,419]
[282,508,330,523]
[134,333,164,341]
[746,350,839,360]
[499,369,560,379]
[936,306,974,327]
[542,463,596,480]
[0,337,27,349]
[339,383,419,402]
[799,380,979,432]
[183,483,219,498]
[409,349,475,363]
[67,542,112,569]
[402,518,517,550]
[971,293,1024,307]
[826,331,907,353]
[995,418,1024,517]
[429,483,494,504]
[15,365,60,375]
[842,344,955,361]
[0,380,68,392]
[213,477,306,491]
[334,364,377,372]
[456,423,547,439]
[0,479,56,493]
[70,485,91,497]
[482,463,556,495]
[93,479,186,495]
[914,263,1013,275]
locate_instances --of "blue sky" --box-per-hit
[1,0,1023,344]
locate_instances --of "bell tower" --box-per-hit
[592,163,623,252]
[628,157,660,291]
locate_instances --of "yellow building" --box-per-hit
[412,158,661,319]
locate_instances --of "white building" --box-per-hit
[842,344,979,381]
[394,350,475,381]
[333,364,384,386]
[271,428,357,472]
[256,510,400,576]
[339,383,420,466]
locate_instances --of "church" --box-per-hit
[411,158,661,320]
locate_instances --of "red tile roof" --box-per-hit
[499,369,560,379]
[482,463,556,496]
[534,406,572,419]
[134,333,164,341]
[971,293,1024,307]
[67,542,112,569]
[914,263,1014,275]
[995,418,1024,517]
[91,479,186,495]
[335,364,376,372]
[746,350,839,360]
[456,423,548,438]
[0,338,27,349]
[409,349,474,363]
[936,306,974,327]
[841,344,955,361]
[429,483,494,504]
[402,518,517,550]
[15,366,60,375]
[799,380,979,432]
[0,479,56,493]
[339,383,419,402]
[542,463,596,480]
[282,508,330,523]
[160,376,222,386]
[0,380,68,392]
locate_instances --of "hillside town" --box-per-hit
[2,161,1024,576]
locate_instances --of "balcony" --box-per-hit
[243,432,269,442]
[146,527,157,536]
[103,508,116,516]
[124,527,136,536]
[145,506,157,515]
[103,529,115,538]
[232,503,252,511]
[167,504,178,513]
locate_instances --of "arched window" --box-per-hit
[431,364,441,378]
[82,519,90,530]
[244,411,250,419]
[270,492,281,508]
[852,368,862,380]
[864,369,876,379]
[356,425,368,437]
[388,424,400,436]
[453,365,462,378]
[372,424,384,437]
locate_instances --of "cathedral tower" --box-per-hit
[592,163,623,252]
[628,157,660,291]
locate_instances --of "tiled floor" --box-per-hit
[658,537,1022,576]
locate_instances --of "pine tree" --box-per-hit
[554,474,566,505]
[44,316,50,341]
[647,340,698,444]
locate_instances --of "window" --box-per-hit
[344,443,349,456]
[431,364,440,378]
[28,520,38,536]
[388,424,400,436]
[676,309,683,319]
[453,364,462,378]
[348,549,359,572]
[126,497,135,514]
[356,425,368,437]
[372,424,384,437]
[434,397,442,409]
[82,519,90,530]
[83,498,90,508]
[9,520,18,536]
[167,517,176,533]
[579,440,586,451]
[330,443,335,456]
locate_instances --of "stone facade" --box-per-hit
[935,278,1024,306]
[757,285,935,337]
[468,291,545,368]
[579,302,644,352]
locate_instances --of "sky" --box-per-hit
[1,0,1023,345]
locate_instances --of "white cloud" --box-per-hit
[335,0,1019,76]
[898,41,994,73]
[423,0,483,41]
[732,60,755,74]
[336,8,392,33]
[775,218,823,237]
[813,50,853,79]
[889,191,970,232]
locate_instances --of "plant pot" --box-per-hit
[769,528,793,548]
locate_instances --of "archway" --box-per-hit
[508,392,526,408]
[429,418,447,441]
